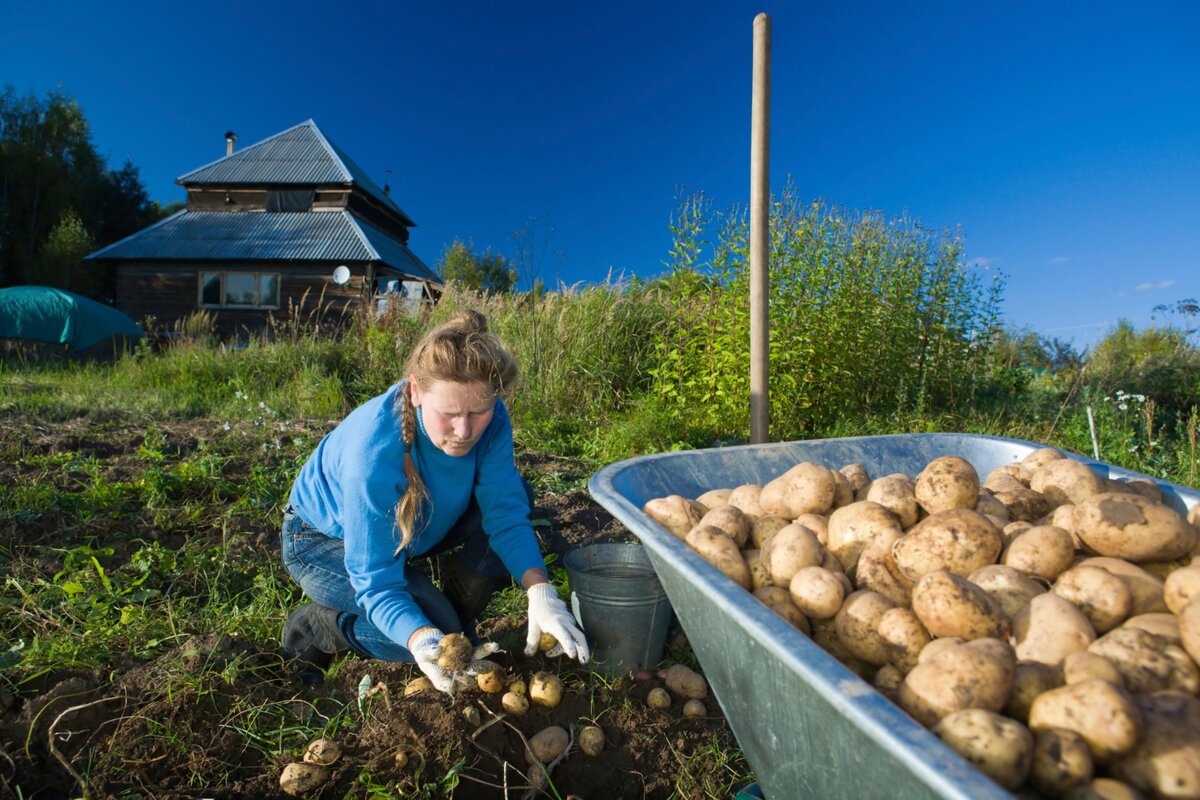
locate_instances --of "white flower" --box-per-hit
[223,422,231,431]
[1118,403,1128,411]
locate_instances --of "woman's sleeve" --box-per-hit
[341,433,433,648]
[473,402,546,579]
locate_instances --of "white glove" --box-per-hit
[409,629,456,695]
[524,583,590,664]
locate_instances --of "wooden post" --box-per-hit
[750,13,771,444]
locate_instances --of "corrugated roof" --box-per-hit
[87,210,441,283]
[177,120,416,227]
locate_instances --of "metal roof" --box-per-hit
[177,120,416,227]
[87,210,441,283]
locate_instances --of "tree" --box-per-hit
[33,208,98,294]
[436,239,516,294]
[0,85,169,295]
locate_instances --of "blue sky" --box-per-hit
[3,1,1198,348]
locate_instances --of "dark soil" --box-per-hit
[0,414,749,799]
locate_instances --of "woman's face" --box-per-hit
[408,377,495,457]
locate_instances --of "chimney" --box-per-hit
[224,130,238,156]
[383,169,391,197]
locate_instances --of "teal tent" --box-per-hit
[0,286,143,351]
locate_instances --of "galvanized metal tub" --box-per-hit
[588,432,1199,800]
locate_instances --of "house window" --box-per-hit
[198,272,281,309]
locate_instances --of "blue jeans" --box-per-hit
[281,486,530,662]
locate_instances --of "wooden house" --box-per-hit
[87,120,441,335]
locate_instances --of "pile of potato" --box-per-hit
[642,448,1200,799]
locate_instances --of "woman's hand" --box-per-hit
[408,627,456,694]
[524,583,590,664]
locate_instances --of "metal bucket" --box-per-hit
[563,542,673,675]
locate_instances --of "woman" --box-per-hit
[280,310,588,691]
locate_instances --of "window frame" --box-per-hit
[197,270,282,310]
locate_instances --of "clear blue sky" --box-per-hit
[3,1,1198,349]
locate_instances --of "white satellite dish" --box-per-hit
[332,265,351,285]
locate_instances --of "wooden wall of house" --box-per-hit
[114,261,368,336]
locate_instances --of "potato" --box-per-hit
[1028,679,1142,762]
[853,527,913,607]
[529,671,564,708]
[915,456,981,514]
[877,607,931,674]
[1030,728,1094,797]
[475,662,505,694]
[303,739,341,766]
[642,494,706,539]
[1003,524,1076,580]
[794,513,830,547]
[405,676,434,696]
[1005,661,1063,723]
[279,762,329,796]
[753,586,791,606]
[1073,493,1197,562]
[911,570,1011,641]
[830,469,855,509]
[1164,564,1200,615]
[866,474,920,529]
[834,591,895,666]
[1121,613,1180,643]
[747,515,789,551]
[826,500,902,573]
[695,488,731,509]
[789,566,846,620]
[684,525,752,590]
[893,509,1003,582]
[437,632,474,672]
[897,638,1016,727]
[1063,778,1147,800]
[526,725,569,764]
[508,678,527,695]
[661,664,707,700]
[810,617,870,677]
[840,463,871,495]
[1077,557,1168,616]
[1087,627,1200,694]
[743,549,771,590]
[577,725,605,757]
[1118,477,1164,504]
[770,601,811,633]
[1109,692,1200,800]
[975,493,1011,525]
[988,474,1052,523]
[1014,592,1097,666]
[761,523,824,587]
[1054,564,1134,633]
[1031,459,1107,507]
[698,505,751,548]
[682,699,707,718]
[501,691,529,715]
[968,564,1046,620]
[1024,447,1066,471]
[646,687,671,709]
[868,664,900,698]
[933,709,1033,791]
[759,462,837,518]
[1179,597,1200,666]
[1002,519,1034,545]
[1061,651,1124,687]
[918,636,966,665]
[726,484,765,519]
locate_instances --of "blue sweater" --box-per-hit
[288,381,544,648]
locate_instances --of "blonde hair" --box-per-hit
[393,310,518,554]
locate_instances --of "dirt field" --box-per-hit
[0,414,749,799]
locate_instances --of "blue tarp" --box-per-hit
[0,286,143,351]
